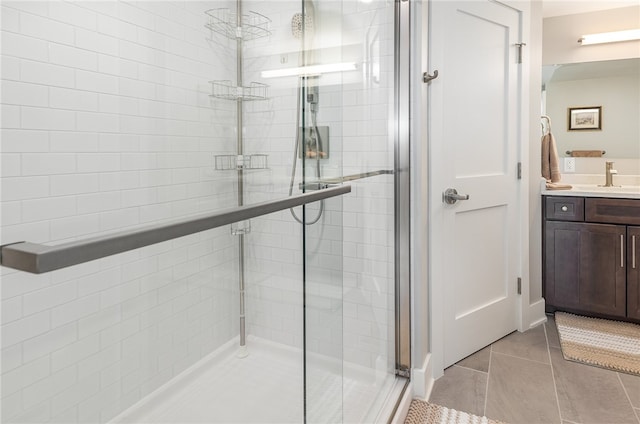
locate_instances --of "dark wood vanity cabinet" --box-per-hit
[545,221,626,317]
[628,226,640,320]
[543,196,640,322]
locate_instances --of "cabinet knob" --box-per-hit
[561,206,568,212]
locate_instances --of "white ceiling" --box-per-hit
[542,0,640,18]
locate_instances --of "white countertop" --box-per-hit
[541,174,640,199]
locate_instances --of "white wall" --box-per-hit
[542,6,640,176]
[546,74,640,158]
[1,1,240,422]
[528,0,544,311]
[543,6,640,66]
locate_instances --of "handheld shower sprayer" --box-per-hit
[288,1,325,226]
[291,12,313,39]
[291,0,315,40]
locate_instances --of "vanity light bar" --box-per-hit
[261,62,357,78]
[578,29,640,45]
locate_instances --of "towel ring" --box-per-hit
[541,115,551,135]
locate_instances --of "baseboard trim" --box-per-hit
[390,353,436,423]
[528,298,547,329]
[411,353,434,400]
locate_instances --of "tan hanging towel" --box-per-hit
[545,182,573,190]
[569,150,604,157]
[541,132,562,183]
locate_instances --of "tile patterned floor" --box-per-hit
[429,315,640,424]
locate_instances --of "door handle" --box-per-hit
[443,188,470,204]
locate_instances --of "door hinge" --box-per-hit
[517,277,522,295]
[517,162,522,179]
[396,367,411,378]
[515,43,526,64]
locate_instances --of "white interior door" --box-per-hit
[429,0,521,369]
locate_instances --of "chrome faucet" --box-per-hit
[602,161,619,187]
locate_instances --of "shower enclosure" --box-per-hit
[0,0,409,422]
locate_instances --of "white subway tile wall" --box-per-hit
[1,1,242,422]
[1,0,396,422]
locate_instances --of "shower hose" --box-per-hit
[288,77,324,225]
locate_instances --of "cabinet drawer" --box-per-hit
[585,198,640,225]
[545,197,584,221]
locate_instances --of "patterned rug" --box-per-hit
[404,400,504,424]
[555,312,640,376]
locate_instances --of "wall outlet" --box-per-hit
[564,157,576,173]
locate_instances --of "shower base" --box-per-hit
[109,336,394,423]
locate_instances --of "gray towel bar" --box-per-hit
[299,169,394,190]
[0,185,351,274]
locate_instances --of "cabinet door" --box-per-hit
[545,221,582,310]
[545,221,626,317]
[628,226,640,320]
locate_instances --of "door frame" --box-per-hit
[395,0,412,377]
[426,0,539,378]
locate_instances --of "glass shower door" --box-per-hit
[295,0,401,422]
[239,0,347,420]
[304,194,344,423]
[297,0,402,422]
[0,0,406,422]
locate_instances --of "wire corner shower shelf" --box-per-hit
[204,8,271,41]
[215,154,268,171]
[209,80,269,101]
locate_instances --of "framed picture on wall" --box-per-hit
[568,106,602,131]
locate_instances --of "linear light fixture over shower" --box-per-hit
[578,29,640,45]
[261,62,357,78]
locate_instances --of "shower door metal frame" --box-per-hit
[394,0,412,378]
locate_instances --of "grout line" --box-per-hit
[452,363,489,375]
[489,349,552,367]
[617,372,640,424]
[544,320,564,424]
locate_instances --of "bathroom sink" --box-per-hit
[571,184,640,194]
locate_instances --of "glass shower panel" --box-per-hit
[0,1,244,422]
[292,0,398,421]
[338,0,398,421]
[0,0,302,422]
[240,0,346,420]
[109,206,308,424]
[294,1,347,422]
[0,232,240,424]
[1,0,402,423]
[304,195,344,424]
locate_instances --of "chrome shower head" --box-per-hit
[291,12,313,39]
[291,0,315,39]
